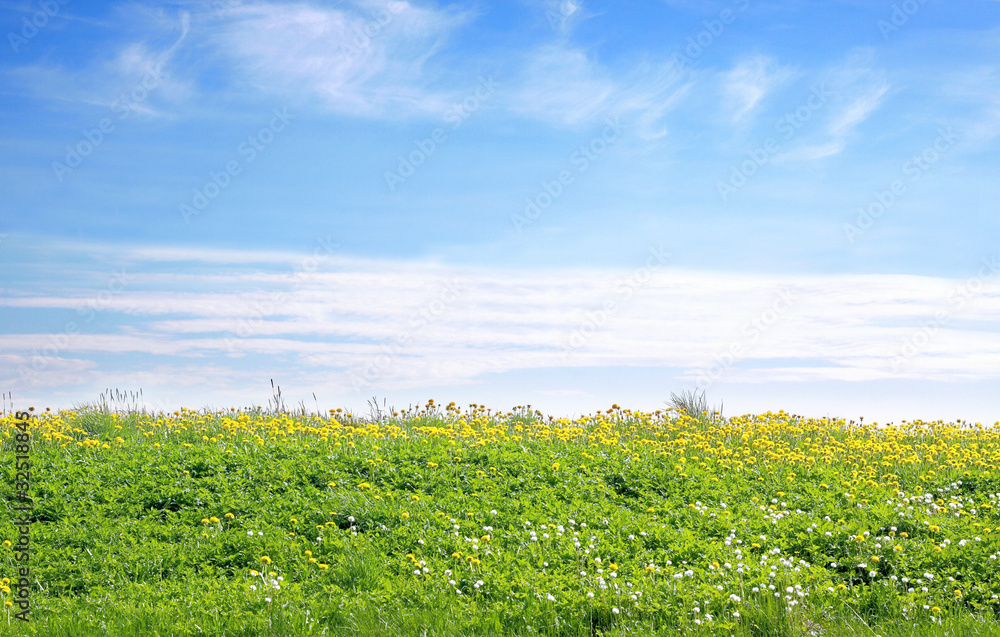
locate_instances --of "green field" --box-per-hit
[2,401,1000,636]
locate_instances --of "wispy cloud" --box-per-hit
[4,7,191,114]
[209,1,470,117]
[775,49,890,161]
[721,54,796,125]
[506,42,690,134]
[3,247,999,399]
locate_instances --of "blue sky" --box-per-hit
[1,0,999,422]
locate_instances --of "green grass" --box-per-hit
[1,404,1000,636]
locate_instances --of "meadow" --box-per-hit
[2,398,1000,636]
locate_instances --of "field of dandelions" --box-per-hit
[2,396,1000,636]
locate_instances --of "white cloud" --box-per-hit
[775,49,890,162]
[3,252,999,399]
[3,8,191,114]
[210,1,469,117]
[827,82,890,138]
[721,54,795,124]
[507,42,691,134]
